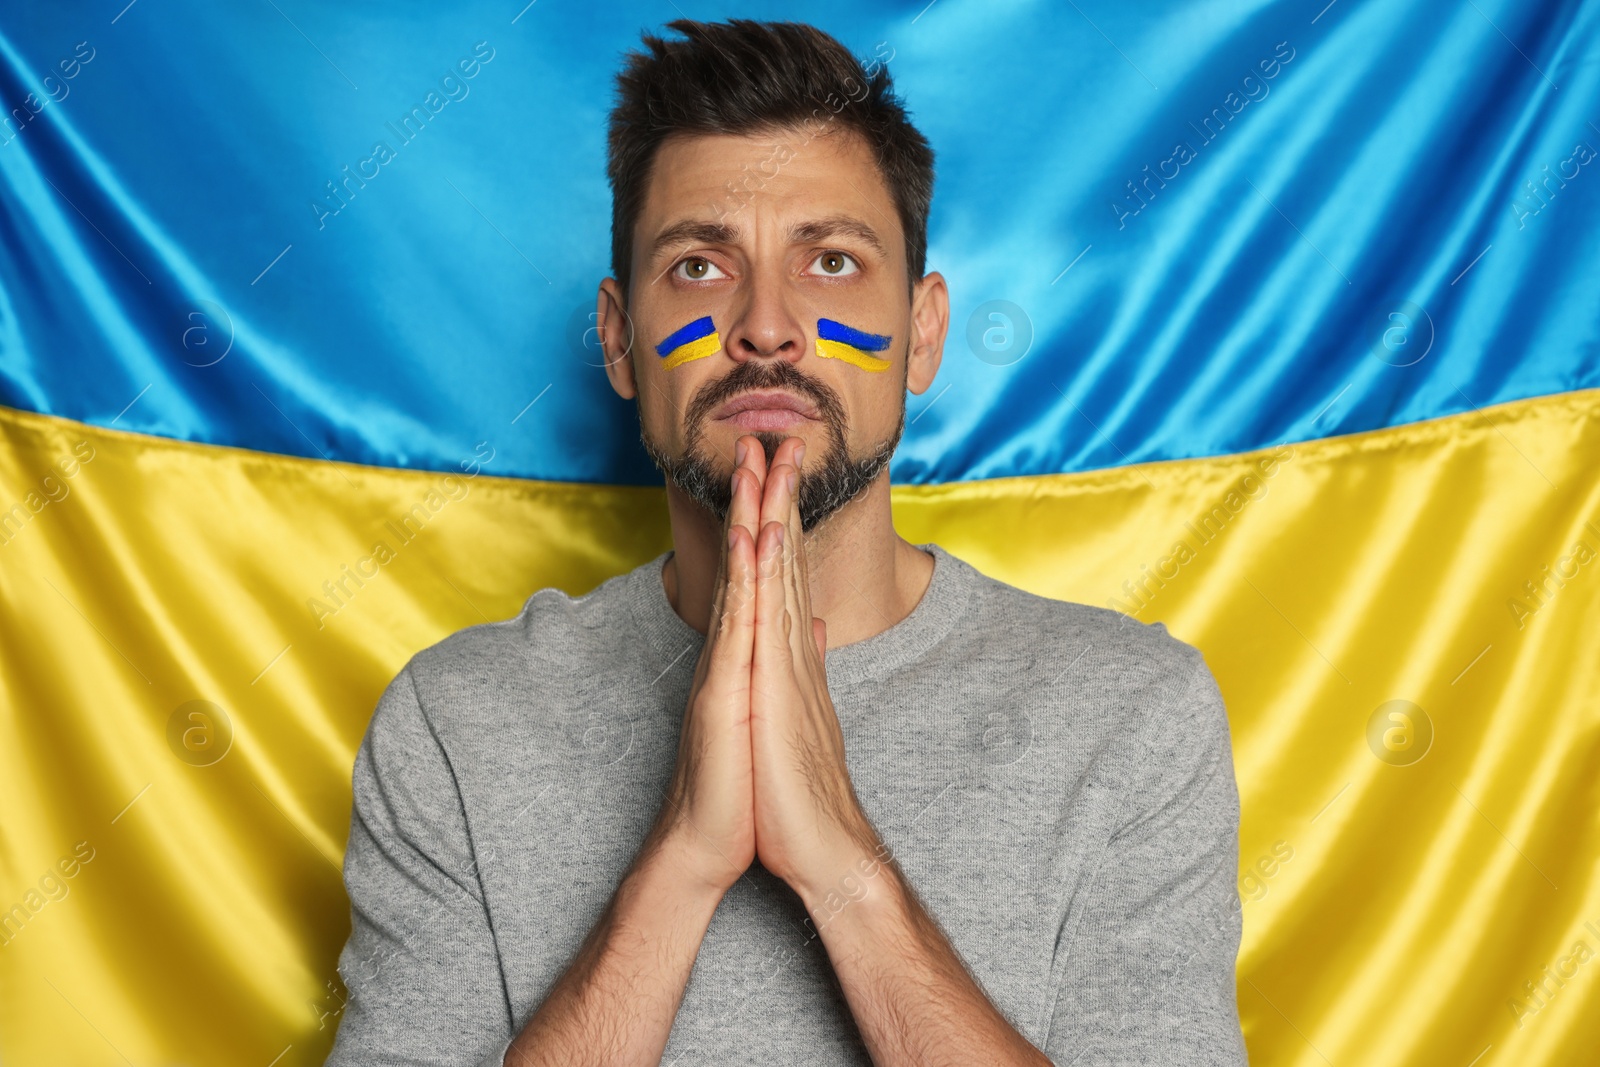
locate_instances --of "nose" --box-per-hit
[721,267,807,367]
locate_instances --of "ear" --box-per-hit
[598,278,637,400]
[906,270,948,396]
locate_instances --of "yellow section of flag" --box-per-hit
[1,389,1598,1064]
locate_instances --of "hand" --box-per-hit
[748,436,883,905]
[646,439,767,894]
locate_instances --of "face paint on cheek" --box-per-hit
[815,318,891,372]
[656,316,721,370]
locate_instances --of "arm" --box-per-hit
[1040,651,1248,1066]
[743,438,1050,1065]
[334,445,769,1063]
[507,441,772,1062]
[796,853,1053,1066]
[500,826,724,1066]
[325,666,515,1066]
[329,665,734,1067]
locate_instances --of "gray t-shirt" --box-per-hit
[326,542,1247,1066]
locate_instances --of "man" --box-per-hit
[327,18,1246,1067]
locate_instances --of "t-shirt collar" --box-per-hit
[626,541,974,687]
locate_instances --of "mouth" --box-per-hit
[711,390,821,431]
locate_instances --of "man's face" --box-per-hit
[602,125,936,534]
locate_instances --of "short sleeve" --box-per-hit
[1041,651,1248,1065]
[325,665,515,1066]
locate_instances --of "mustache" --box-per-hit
[684,359,847,444]
[638,359,903,534]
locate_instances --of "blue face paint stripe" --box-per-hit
[655,316,716,357]
[817,318,890,352]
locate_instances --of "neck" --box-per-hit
[659,473,936,649]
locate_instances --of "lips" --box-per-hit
[711,390,821,421]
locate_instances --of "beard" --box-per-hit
[638,356,905,534]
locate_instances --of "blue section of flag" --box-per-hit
[1,2,1597,484]
[817,318,890,352]
[655,316,716,357]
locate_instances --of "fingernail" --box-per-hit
[735,439,747,465]
[774,523,784,546]
[730,468,740,495]
[795,443,806,466]
[786,470,796,495]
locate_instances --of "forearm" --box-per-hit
[503,832,725,1067]
[802,857,1052,1067]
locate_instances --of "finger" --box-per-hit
[702,472,736,651]
[812,617,827,665]
[692,515,736,693]
[754,517,791,662]
[789,439,814,625]
[782,437,811,606]
[760,438,810,661]
[709,436,764,641]
[728,434,766,553]
[719,520,756,673]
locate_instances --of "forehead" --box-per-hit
[638,126,900,241]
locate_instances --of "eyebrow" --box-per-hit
[647,213,888,265]
[649,219,738,265]
[787,215,888,261]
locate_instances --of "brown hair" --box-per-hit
[606,19,935,298]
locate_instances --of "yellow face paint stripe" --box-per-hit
[815,337,892,372]
[660,331,721,370]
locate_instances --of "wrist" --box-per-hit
[636,824,740,906]
[793,838,903,936]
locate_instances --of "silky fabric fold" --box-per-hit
[1,391,1596,1064]
[1,4,1596,483]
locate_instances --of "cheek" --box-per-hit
[829,381,902,448]
[814,318,892,373]
[638,366,708,444]
[655,316,721,371]
[639,380,681,437]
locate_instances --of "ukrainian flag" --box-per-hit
[816,317,893,371]
[2,2,1597,1064]
[656,315,721,369]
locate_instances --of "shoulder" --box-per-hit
[392,567,638,725]
[952,554,1237,840]
[946,546,1207,699]
[936,547,1229,779]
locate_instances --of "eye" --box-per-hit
[808,250,859,277]
[674,256,727,281]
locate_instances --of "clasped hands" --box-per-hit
[657,433,886,912]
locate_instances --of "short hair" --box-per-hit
[606,19,935,299]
